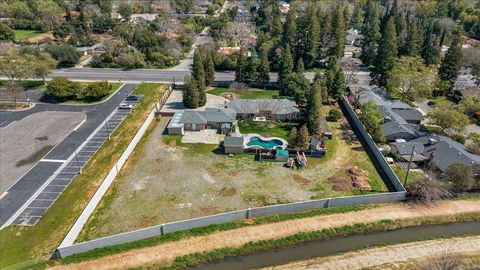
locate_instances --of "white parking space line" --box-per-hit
[40,159,67,163]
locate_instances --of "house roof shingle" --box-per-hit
[227,99,299,115]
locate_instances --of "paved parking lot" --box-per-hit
[12,104,137,226]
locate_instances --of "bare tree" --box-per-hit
[340,58,359,86]
[419,248,461,270]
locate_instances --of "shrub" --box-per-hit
[443,163,474,193]
[328,109,342,122]
[407,176,453,203]
[450,133,465,144]
[46,77,75,100]
[81,81,111,101]
[115,51,145,69]
[45,44,81,67]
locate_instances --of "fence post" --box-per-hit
[160,224,164,235]
[326,198,330,208]
[246,208,251,219]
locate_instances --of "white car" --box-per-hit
[118,102,133,109]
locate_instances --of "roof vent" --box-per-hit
[428,138,437,145]
[459,152,462,155]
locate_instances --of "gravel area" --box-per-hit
[0,111,85,193]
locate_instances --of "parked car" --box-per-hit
[118,102,133,109]
[427,100,437,107]
[126,94,141,101]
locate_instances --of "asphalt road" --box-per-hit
[0,84,138,227]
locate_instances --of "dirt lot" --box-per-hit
[0,111,85,193]
[265,236,480,270]
[79,113,385,240]
[53,200,480,270]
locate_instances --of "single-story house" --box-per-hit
[224,136,244,154]
[358,89,425,141]
[391,134,480,172]
[77,43,104,56]
[227,99,301,121]
[319,117,332,139]
[453,87,480,101]
[167,108,236,135]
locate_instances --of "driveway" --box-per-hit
[161,90,228,113]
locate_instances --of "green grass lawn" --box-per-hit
[238,120,293,140]
[428,97,454,107]
[209,87,280,99]
[14,30,44,41]
[0,83,165,269]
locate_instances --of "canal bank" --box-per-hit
[191,222,480,270]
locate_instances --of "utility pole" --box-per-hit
[72,143,82,174]
[404,145,415,188]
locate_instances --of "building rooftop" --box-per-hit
[179,107,236,125]
[224,136,244,147]
[227,99,299,115]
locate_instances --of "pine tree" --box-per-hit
[182,75,199,108]
[343,4,351,28]
[396,14,408,56]
[326,57,346,100]
[257,45,270,84]
[271,2,282,39]
[361,0,381,66]
[192,49,206,106]
[282,8,297,50]
[439,35,463,87]
[245,57,259,83]
[278,45,294,86]
[298,125,310,150]
[405,20,422,56]
[307,78,324,135]
[235,47,247,82]
[332,3,346,59]
[421,24,441,66]
[319,11,333,60]
[350,4,363,29]
[303,5,320,67]
[295,57,305,73]
[204,51,215,86]
[374,17,397,87]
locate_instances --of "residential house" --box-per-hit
[358,89,425,141]
[391,134,480,172]
[227,99,301,121]
[77,43,104,56]
[453,87,480,101]
[167,108,236,135]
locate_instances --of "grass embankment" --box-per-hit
[52,204,377,266]
[208,87,280,99]
[14,30,44,41]
[60,82,123,105]
[163,212,480,269]
[0,83,165,269]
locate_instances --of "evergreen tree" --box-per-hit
[405,20,423,56]
[235,47,247,82]
[257,45,270,84]
[332,3,346,59]
[307,78,324,135]
[439,35,463,88]
[295,57,305,74]
[192,49,206,105]
[298,125,310,150]
[350,4,363,29]
[204,51,215,86]
[319,12,333,60]
[278,45,294,86]
[245,57,259,83]
[271,2,283,39]
[282,8,297,50]
[326,57,346,100]
[182,75,199,108]
[374,17,397,86]
[396,14,408,56]
[361,0,381,66]
[343,4,351,28]
[302,5,320,67]
[421,24,441,66]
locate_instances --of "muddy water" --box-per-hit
[191,222,480,270]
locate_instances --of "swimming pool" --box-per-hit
[244,134,288,150]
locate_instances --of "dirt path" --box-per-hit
[265,236,480,270]
[50,200,480,270]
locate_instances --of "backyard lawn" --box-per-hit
[0,83,165,269]
[208,87,280,99]
[77,107,387,242]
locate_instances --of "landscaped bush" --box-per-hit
[328,109,342,122]
[45,44,81,67]
[450,133,466,144]
[47,78,112,102]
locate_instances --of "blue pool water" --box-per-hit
[246,137,283,149]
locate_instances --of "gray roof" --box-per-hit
[358,88,412,110]
[227,99,300,115]
[391,142,425,155]
[179,108,236,125]
[224,136,244,147]
[409,134,480,171]
[391,108,423,122]
[378,106,424,139]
